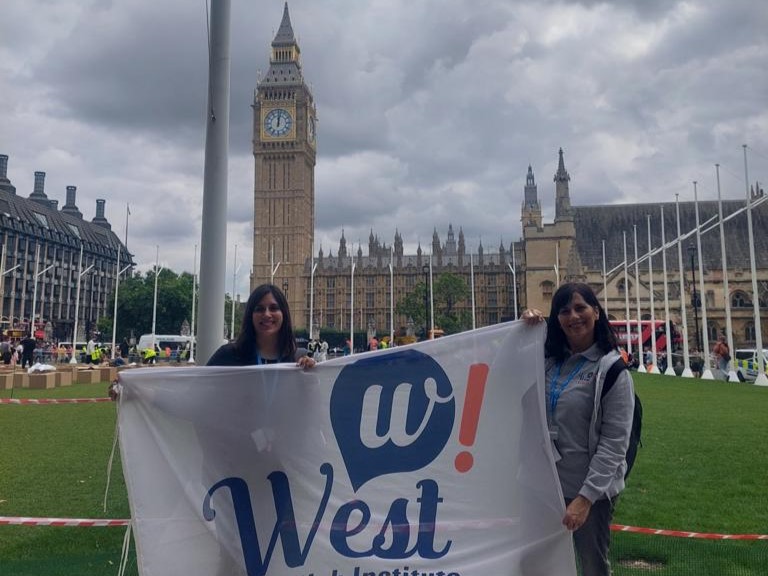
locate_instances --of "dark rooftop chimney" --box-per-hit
[92,198,111,230]
[61,185,83,218]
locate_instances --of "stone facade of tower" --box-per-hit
[252,4,316,318]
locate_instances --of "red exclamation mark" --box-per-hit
[454,363,488,473]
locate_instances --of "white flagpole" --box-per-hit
[743,145,767,386]
[110,245,121,359]
[309,248,317,340]
[716,164,738,381]
[30,243,40,338]
[660,206,676,375]
[70,245,94,364]
[554,242,560,285]
[151,245,160,349]
[602,240,608,314]
[470,253,476,330]
[429,254,434,335]
[349,256,355,355]
[230,244,237,340]
[189,244,197,363]
[623,232,632,361]
[512,243,518,320]
[389,246,394,344]
[647,215,659,373]
[676,195,694,377]
[694,182,714,379]
[633,225,646,373]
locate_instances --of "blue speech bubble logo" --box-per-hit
[330,349,455,491]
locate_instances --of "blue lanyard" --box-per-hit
[549,357,588,417]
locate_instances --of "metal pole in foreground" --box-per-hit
[676,195,693,377]
[743,145,768,386]
[189,244,197,363]
[197,0,231,364]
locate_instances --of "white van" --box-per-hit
[137,334,194,357]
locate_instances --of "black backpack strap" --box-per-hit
[601,357,628,400]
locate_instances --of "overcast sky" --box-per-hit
[2,0,766,300]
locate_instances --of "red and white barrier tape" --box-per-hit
[0,516,128,527]
[0,397,111,405]
[0,515,765,539]
[612,524,768,540]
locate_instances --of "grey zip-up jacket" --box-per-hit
[547,348,635,503]
[582,350,634,502]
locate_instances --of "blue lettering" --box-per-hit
[202,463,334,576]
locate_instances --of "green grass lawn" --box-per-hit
[1,375,766,575]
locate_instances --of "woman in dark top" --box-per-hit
[207,283,315,368]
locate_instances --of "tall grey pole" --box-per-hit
[151,246,160,348]
[30,243,40,338]
[633,225,646,373]
[694,182,714,379]
[647,215,659,373]
[197,0,231,363]
[743,145,768,386]
[189,244,198,363]
[623,232,632,360]
[676,195,694,377]
[230,243,237,340]
[716,165,738,382]
[110,245,121,359]
[350,257,355,355]
[389,246,394,343]
[660,207,676,376]
[602,240,608,314]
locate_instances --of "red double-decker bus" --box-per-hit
[609,320,682,352]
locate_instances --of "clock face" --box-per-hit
[263,108,293,137]
[307,116,316,143]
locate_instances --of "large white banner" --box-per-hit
[118,321,575,576]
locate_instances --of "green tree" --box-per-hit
[395,273,472,337]
[100,269,196,341]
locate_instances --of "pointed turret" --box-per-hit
[554,148,573,221]
[338,228,347,259]
[260,2,303,88]
[521,164,542,229]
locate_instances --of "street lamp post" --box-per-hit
[422,264,430,339]
[688,244,701,353]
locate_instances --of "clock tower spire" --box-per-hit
[252,3,316,325]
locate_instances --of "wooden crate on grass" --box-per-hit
[56,369,73,387]
[0,371,14,390]
[99,366,117,383]
[76,369,101,384]
[13,372,29,388]
[29,372,57,389]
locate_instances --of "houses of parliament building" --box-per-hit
[254,4,768,347]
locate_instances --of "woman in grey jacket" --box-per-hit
[524,282,634,576]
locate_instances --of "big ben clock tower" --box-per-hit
[252,2,316,324]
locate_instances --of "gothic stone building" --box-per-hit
[253,5,768,349]
[0,154,132,342]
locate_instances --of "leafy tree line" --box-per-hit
[97,270,473,343]
[395,272,473,336]
[97,270,240,342]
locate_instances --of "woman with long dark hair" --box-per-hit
[524,282,634,576]
[207,283,315,368]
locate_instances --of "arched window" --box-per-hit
[732,291,751,308]
[541,281,554,300]
[707,321,719,342]
[745,322,756,342]
[617,279,631,296]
